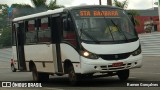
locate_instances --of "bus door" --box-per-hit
[16,22,26,71]
[51,14,63,73]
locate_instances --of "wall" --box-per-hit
[135,16,159,34]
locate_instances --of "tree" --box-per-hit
[0,4,9,28]
[31,0,47,8]
[31,0,64,12]
[0,27,11,48]
[47,0,64,10]
[0,0,65,48]
[113,0,128,9]
[11,4,34,17]
[31,0,48,12]
[113,0,140,25]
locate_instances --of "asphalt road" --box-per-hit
[0,48,160,89]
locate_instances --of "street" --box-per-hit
[0,48,160,90]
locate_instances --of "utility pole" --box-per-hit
[99,0,102,5]
[107,0,112,6]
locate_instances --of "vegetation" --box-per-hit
[31,0,64,12]
[113,0,128,9]
[113,0,140,25]
[0,27,11,48]
[0,0,64,48]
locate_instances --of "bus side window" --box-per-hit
[25,20,37,44]
[63,15,77,47]
[38,17,51,43]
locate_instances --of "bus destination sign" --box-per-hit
[79,10,119,17]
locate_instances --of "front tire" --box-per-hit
[32,65,39,81]
[68,65,80,85]
[32,65,49,82]
[117,69,130,81]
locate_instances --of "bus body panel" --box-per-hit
[60,43,81,73]
[81,40,140,54]
[24,44,56,73]
[80,54,143,74]
[12,46,18,69]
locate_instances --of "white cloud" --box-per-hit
[127,0,157,9]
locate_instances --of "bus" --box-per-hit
[11,5,142,84]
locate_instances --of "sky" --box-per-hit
[0,0,159,9]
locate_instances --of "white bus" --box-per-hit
[11,5,142,84]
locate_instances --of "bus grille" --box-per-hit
[99,53,131,60]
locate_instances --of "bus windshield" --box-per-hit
[71,8,138,43]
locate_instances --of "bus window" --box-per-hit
[25,20,37,44]
[63,15,77,47]
[38,17,51,43]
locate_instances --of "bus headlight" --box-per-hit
[132,45,141,56]
[81,51,99,59]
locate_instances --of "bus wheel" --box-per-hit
[32,65,39,81]
[11,64,16,72]
[68,65,80,85]
[117,69,129,81]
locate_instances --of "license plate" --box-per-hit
[112,62,123,67]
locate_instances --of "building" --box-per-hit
[134,7,159,34]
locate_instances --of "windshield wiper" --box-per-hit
[97,8,114,41]
[80,22,100,44]
[110,19,128,42]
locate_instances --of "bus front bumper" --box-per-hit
[80,54,143,74]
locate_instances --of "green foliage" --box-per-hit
[31,0,64,12]
[31,0,47,7]
[0,4,11,47]
[127,10,140,16]
[0,27,12,47]
[0,0,64,48]
[11,3,34,17]
[47,0,64,10]
[11,4,32,8]
[0,4,8,15]
[0,4,9,30]
[113,0,139,26]
[113,0,128,9]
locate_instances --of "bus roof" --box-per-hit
[13,8,64,22]
[13,5,122,22]
[66,5,122,10]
